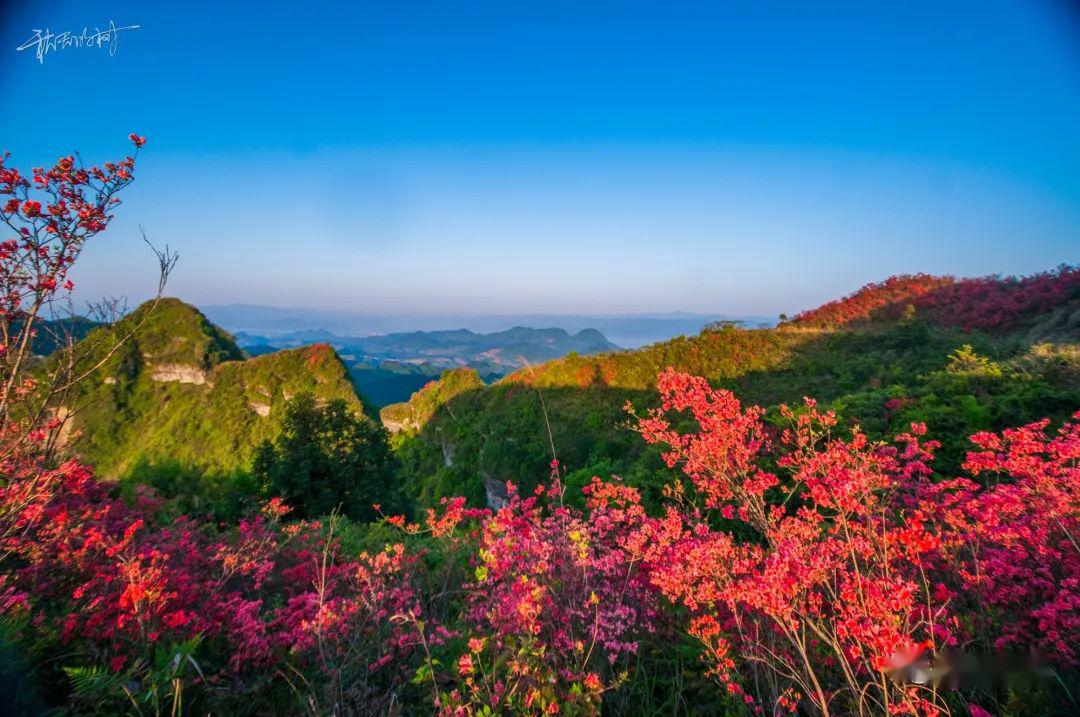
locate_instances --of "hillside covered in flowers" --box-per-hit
[0,139,1077,717]
[787,268,1080,335]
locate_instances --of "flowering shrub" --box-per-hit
[921,416,1080,665]
[0,449,431,714]
[790,274,955,328]
[631,370,955,715]
[1,372,1078,714]
[392,468,661,715]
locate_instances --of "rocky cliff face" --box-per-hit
[149,363,209,385]
[484,474,508,510]
[248,401,271,417]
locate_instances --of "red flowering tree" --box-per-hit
[0,134,179,461]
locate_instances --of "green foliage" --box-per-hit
[117,459,260,522]
[253,392,401,521]
[601,637,745,716]
[59,299,369,483]
[837,342,1080,473]
[349,362,440,408]
[63,636,205,716]
[62,665,118,710]
[391,320,1080,511]
[0,620,50,716]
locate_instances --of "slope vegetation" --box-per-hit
[60,299,368,481]
[386,268,1080,510]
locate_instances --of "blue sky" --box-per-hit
[1,1,1078,317]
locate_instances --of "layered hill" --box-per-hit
[234,325,618,366]
[232,325,620,407]
[384,267,1080,510]
[351,326,617,364]
[58,299,369,481]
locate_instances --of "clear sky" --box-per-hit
[1,1,1078,318]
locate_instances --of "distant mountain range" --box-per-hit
[231,325,621,407]
[235,326,618,363]
[201,304,775,349]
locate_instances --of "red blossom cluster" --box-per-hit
[0,136,159,462]
[629,370,954,715]
[0,137,140,330]
[790,266,1080,332]
[0,446,431,711]
[919,417,1080,665]
[790,274,955,328]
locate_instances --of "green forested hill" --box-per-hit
[58,299,370,483]
[386,280,1080,511]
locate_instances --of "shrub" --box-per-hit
[253,392,401,522]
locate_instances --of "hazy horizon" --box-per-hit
[199,302,773,349]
